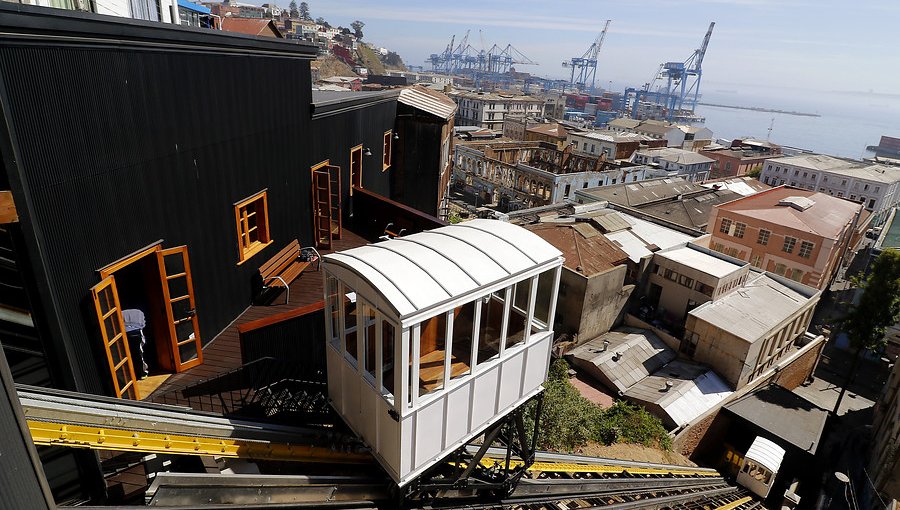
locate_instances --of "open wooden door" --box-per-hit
[91,276,140,399]
[328,165,342,241]
[158,246,203,371]
[312,166,333,250]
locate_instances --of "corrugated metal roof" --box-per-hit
[624,362,731,427]
[324,219,562,318]
[567,329,675,394]
[525,222,628,275]
[398,86,457,120]
[589,211,632,233]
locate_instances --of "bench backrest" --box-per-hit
[259,239,300,279]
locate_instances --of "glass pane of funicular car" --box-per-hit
[322,219,563,487]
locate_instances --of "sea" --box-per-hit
[692,85,900,159]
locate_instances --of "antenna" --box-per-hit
[767,117,775,141]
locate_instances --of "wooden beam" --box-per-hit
[0,191,17,223]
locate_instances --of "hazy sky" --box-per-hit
[291,0,899,94]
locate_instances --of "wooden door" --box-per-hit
[91,276,140,399]
[328,165,342,241]
[312,167,333,250]
[157,246,203,371]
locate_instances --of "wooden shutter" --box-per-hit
[90,276,139,399]
[312,167,333,250]
[157,246,203,371]
[328,165,342,241]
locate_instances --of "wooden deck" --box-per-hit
[147,230,369,406]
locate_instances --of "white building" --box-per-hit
[566,130,657,160]
[448,90,544,130]
[760,154,900,224]
[632,147,714,182]
[19,0,180,23]
[607,119,713,149]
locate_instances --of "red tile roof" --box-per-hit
[221,18,283,38]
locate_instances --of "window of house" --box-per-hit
[234,190,271,262]
[823,176,829,183]
[678,274,694,289]
[695,281,714,297]
[798,241,814,258]
[774,263,787,276]
[837,191,843,198]
[864,184,869,190]
[841,179,847,186]
[868,198,876,209]
[734,222,746,238]
[382,130,392,171]
[794,170,799,176]
[757,229,770,245]
[803,172,808,178]
[719,217,733,234]
[350,145,363,193]
[564,184,571,197]
[850,194,856,200]
[782,236,796,254]
[751,254,762,268]
[664,268,677,281]
[790,268,803,281]
[875,186,881,193]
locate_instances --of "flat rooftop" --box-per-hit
[578,177,702,207]
[689,272,818,343]
[769,154,900,183]
[636,148,715,165]
[604,212,696,263]
[656,245,745,278]
[724,384,828,454]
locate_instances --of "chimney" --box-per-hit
[664,380,674,391]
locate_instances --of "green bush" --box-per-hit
[527,359,672,452]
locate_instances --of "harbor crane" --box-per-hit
[645,21,715,120]
[427,30,537,87]
[562,20,611,92]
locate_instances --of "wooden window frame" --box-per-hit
[350,144,363,195]
[234,190,272,264]
[383,130,393,171]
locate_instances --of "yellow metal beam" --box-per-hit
[27,420,371,464]
[481,458,720,477]
[715,496,753,509]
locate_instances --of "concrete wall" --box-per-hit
[685,296,818,389]
[555,265,632,343]
[673,336,825,459]
[579,265,633,341]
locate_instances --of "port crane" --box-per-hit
[562,20,611,92]
[645,21,715,120]
[427,30,537,81]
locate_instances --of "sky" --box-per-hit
[281,0,900,96]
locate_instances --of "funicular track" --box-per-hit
[20,385,754,509]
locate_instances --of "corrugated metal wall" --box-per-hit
[0,16,396,396]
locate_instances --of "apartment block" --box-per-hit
[448,90,544,130]
[632,148,714,182]
[759,154,900,224]
[707,187,866,290]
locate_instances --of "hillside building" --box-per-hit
[759,154,900,225]
[632,148,714,182]
[452,141,662,212]
[448,90,544,130]
[706,186,868,290]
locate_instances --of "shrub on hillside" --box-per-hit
[525,359,671,452]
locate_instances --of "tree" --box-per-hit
[315,16,329,28]
[350,20,364,39]
[833,249,900,414]
[288,0,298,19]
[298,1,310,20]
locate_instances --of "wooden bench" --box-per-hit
[257,240,320,305]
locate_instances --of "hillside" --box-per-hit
[356,44,386,75]
[312,55,357,80]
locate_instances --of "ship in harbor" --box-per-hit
[867,135,900,158]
